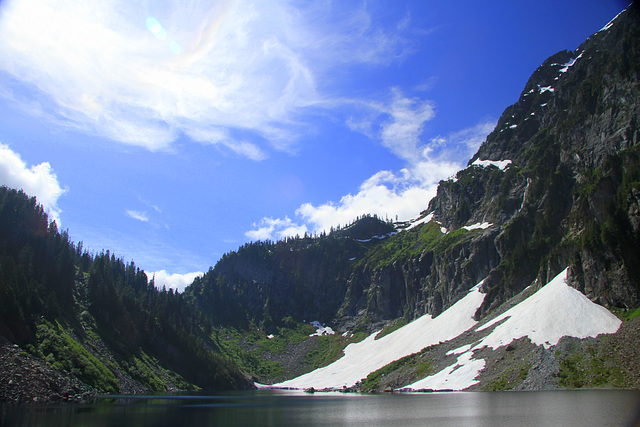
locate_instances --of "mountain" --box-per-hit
[186,3,640,388]
[0,187,252,403]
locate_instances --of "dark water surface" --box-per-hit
[2,389,640,426]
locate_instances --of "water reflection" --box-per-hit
[2,389,639,426]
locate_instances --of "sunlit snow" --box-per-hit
[274,282,486,390]
[272,267,623,392]
[538,85,555,94]
[474,268,621,349]
[407,350,485,391]
[559,52,583,73]
[405,213,434,231]
[309,321,335,337]
[472,159,512,171]
[462,222,492,231]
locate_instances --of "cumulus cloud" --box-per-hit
[0,0,410,158]
[148,269,203,293]
[245,216,308,241]
[246,117,495,240]
[0,143,66,223]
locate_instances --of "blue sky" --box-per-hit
[0,0,627,290]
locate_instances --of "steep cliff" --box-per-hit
[189,4,640,334]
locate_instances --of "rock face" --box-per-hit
[192,4,640,333]
[392,2,640,320]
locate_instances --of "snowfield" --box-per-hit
[274,282,486,390]
[273,268,621,391]
[474,268,621,349]
[407,268,621,391]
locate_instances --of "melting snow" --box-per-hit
[356,232,398,243]
[538,85,555,94]
[559,52,583,73]
[406,213,434,231]
[462,222,493,231]
[472,159,512,171]
[273,268,621,392]
[309,321,335,337]
[407,350,486,391]
[598,9,624,33]
[447,344,472,356]
[475,268,621,349]
[274,283,486,390]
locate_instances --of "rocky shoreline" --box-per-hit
[0,337,95,405]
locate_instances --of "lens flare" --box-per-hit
[146,17,167,40]
[169,40,182,54]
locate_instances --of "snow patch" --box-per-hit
[407,350,485,391]
[559,52,583,73]
[406,212,433,231]
[274,282,486,390]
[472,159,512,171]
[446,344,472,356]
[509,124,518,129]
[462,222,493,231]
[475,268,621,349]
[598,10,624,33]
[538,85,555,94]
[309,321,335,337]
[356,232,397,243]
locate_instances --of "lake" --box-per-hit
[2,389,639,426]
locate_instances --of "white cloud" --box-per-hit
[0,143,66,223]
[379,89,435,163]
[245,216,307,241]
[297,170,437,234]
[0,0,411,158]
[245,118,495,240]
[126,210,149,222]
[148,269,203,293]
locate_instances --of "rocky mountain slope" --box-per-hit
[191,1,640,330]
[186,3,640,387]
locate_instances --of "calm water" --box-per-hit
[2,389,640,426]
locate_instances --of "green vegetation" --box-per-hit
[215,319,363,383]
[484,362,530,391]
[359,221,472,271]
[361,347,434,391]
[557,346,627,388]
[0,186,249,392]
[615,306,640,322]
[33,320,119,393]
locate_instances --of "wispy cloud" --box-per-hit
[0,0,412,158]
[126,210,149,222]
[0,143,66,223]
